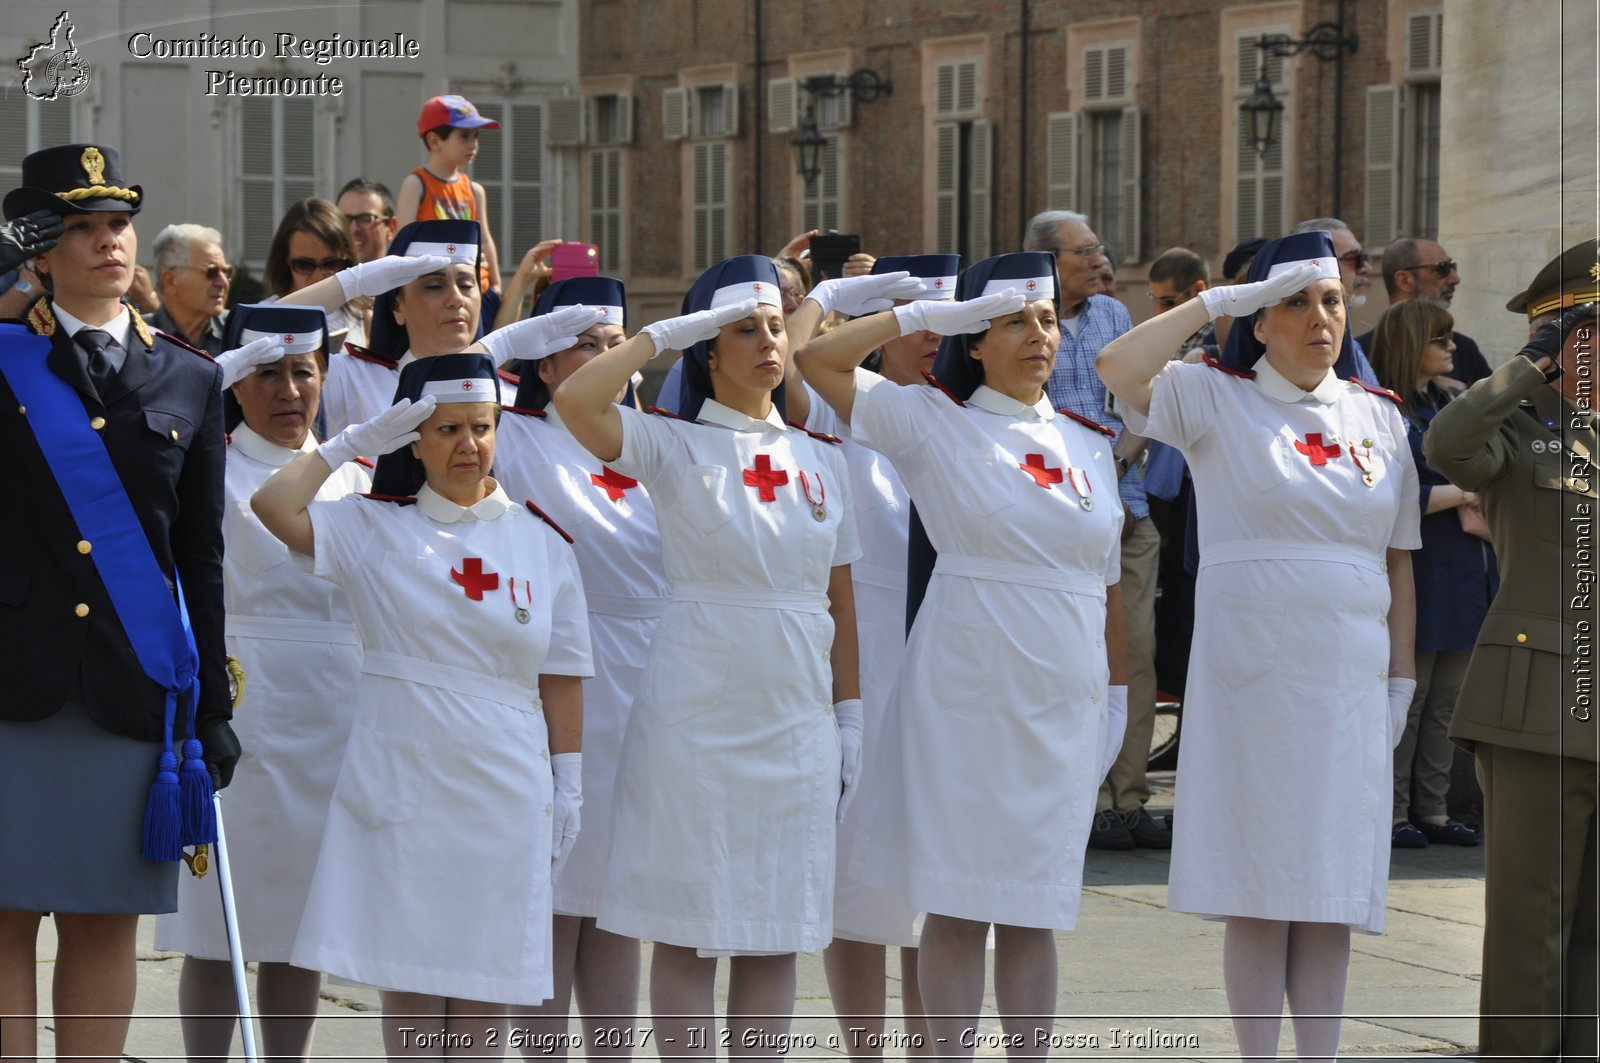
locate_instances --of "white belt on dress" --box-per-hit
[671,581,830,614]
[933,554,1107,599]
[225,613,361,645]
[361,650,539,713]
[585,592,671,620]
[852,562,907,594]
[1199,538,1386,575]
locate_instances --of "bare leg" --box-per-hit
[383,990,448,1060]
[992,925,1057,1061]
[257,962,324,1061]
[0,910,43,1063]
[52,912,139,1063]
[648,944,716,1060]
[1284,922,1350,1063]
[899,946,932,1057]
[916,915,990,1060]
[178,956,241,1061]
[514,914,581,1060]
[445,998,508,1059]
[726,953,797,1060]
[824,938,886,1061]
[570,919,640,1060]
[1223,916,1288,1062]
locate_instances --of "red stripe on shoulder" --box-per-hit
[503,404,548,418]
[1059,408,1116,437]
[646,405,684,420]
[359,492,417,505]
[497,368,522,386]
[1202,351,1256,378]
[1353,379,1404,405]
[343,343,400,369]
[353,456,375,469]
[919,370,966,407]
[785,419,842,444]
[155,330,213,360]
[524,499,575,543]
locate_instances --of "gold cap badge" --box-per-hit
[80,146,105,187]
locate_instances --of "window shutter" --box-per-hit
[548,97,585,147]
[935,60,979,119]
[1045,111,1078,211]
[1084,46,1105,105]
[955,61,978,117]
[663,87,688,141]
[281,99,317,208]
[1105,45,1129,103]
[509,103,545,257]
[1365,84,1403,247]
[969,119,993,260]
[767,77,797,133]
[1405,10,1443,78]
[589,146,623,272]
[1117,106,1141,263]
[934,62,955,118]
[693,140,727,270]
[721,83,740,137]
[615,94,633,144]
[240,100,277,262]
[475,102,504,249]
[709,140,727,263]
[933,122,959,253]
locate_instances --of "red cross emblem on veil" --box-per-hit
[284,334,295,343]
[446,243,457,254]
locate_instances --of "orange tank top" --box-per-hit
[411,167,493,292]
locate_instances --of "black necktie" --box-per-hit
[77,328,119,397]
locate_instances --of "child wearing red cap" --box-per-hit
[396,94,502,294]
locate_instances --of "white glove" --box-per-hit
[1100,685,1128,781]
[316,395,437,469]
[480,305,608,365]
[1196,262,1322,322]
[640,299,760,356]
[1387,676,1418,750]
[833,698,864,823]
[806,271,925,318]
[335,254,455,302]
[550,752,583,875]
[216,335,286,389]
[894,290,1026,337]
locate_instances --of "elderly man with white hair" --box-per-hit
[143,223,233,355]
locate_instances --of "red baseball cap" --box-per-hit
[417,95,500,136]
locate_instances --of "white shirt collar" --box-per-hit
[415,480,518,523]
[1252,357,1344,405]
[696,398,788,434]
[966,384,1056,421]
[397,349,417,369]
[230,423,314,467]
[54,302,133,361]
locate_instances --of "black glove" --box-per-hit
[1521,302,1597,381]
[0,209,64,275]
[195,717,242,790]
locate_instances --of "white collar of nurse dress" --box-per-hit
[415,481,518,523]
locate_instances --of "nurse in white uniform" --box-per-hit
[1096,231,1420,1063]
[494,276,668,1059]
[553,255,861,1056]
[253,353,593,1059]
[155,304,370,1062]
[797,251,1127,1056]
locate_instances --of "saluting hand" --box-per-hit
[806,271,925,318]
[317,395,438,469]
[215,335,286,389]
[640,298,761,355]
[480,304,609,364]
[1520,301,1596,377]
[335,254,456,302]
[894,289,1026,337]
[0,208,63,274]
[1197,262,1323,321]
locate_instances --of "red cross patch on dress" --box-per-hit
[450,557,500,600]
[1019,453,1064,489]
[1293,433,1342,466]
[743,454,789,502]
[590,466,639,502]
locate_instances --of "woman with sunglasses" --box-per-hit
[261,198,363,346]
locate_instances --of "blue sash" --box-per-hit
[0,325,215,859]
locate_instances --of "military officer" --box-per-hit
[0,143,236,1063]
[1424,239,1598,1061]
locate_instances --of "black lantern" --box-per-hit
[791,113,828,190]
[790,69,892,191]
[1241,65,1284,157]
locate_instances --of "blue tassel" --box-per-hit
[142,750,183,861]
[179,737,216,845]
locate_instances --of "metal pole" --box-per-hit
[212,793,261,1063]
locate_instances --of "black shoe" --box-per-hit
[1391,821,1429,849]
[1120,806,1173,849]
[1088,809,1135,850]
[1416,819,1483,847]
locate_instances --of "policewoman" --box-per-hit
[493,277,669,1057]
[552,255,861,1051]
[155,304,371,1062]
[797,251,1125,1053]
[0,143,237,1063]
[1097,231,1420,1062]
[252,354,591,1052]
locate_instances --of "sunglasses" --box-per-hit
[1146,292,1184,310]
[179,264,236,283]
[1057,242,1108,260]
[343,212,391,228]
[1401,259,1458,279]
[1337,249,1369,268]
[289,256,354,276]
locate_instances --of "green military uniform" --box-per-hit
[1423,238,1599,1061]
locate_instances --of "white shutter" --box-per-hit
[1117,106,1141,263]
[955,61,978,117]
[1365,84,1403,247]
[1405,9,1444,78]
[969,119,993,260]
[767,77,797,133]
[475,101,504,250]
[721,83,740,137]
[1084,46,1105,105]
[589,146,623,272]
[1105,45,1130,103]
[281,99,317,208]
[933,122,959,253]
[934,62,955,118]
[548,96,585,147]
[615,94,633,144]
[934,59,979,119]
[662,87,688,140]
[239,100,277,263]
[509,103,545,256]
[1045,111,1078,211]
[693,140,727,270]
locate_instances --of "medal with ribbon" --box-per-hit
[508,577,532,624]
[800,470,827,521]
[1350,436,1376,487]
[1066,466,1094,511]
